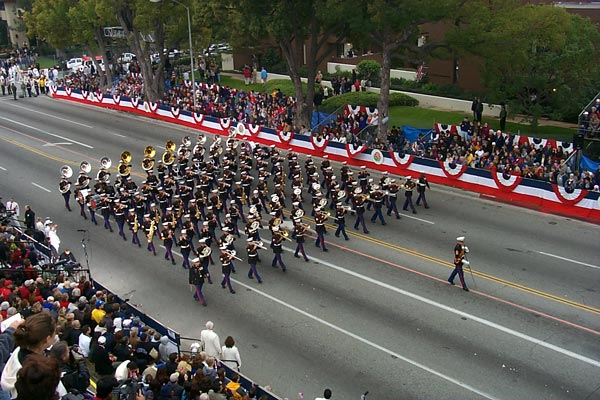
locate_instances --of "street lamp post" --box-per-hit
[150,0,197,109]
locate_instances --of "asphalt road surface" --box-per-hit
[0,95,599,400]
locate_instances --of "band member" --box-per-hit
[127,209,141,247]
[370,186,386,226]
[314,209,328,252]
[160,222,176,265]
[99,194,114,232]
[219,227,237,273]
[416,171,430,209]
[293,223,309,262]
[448,236,469,292]
[197,239,213,283]
[352,190,369,234]
[178,232,192,269]
[189,257,207,306]
[246,239,263,283]
[219,246,236,294]
[143,214,157,256]
[59,178,72,211]
[76,188,87,220]
[270,226,286,272]
[334,203,349,240]
[358,166,370,191]
[228,203,242,237]
[402,176,417,214]
[386,179,401,219]
[114,200,127,241]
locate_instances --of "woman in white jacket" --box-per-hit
[1,313,58,399]
[220,336,241,372]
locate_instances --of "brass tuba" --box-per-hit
[142,158,155,171]
[60,165,73,179]
[165,140,177,153]
[100,157,112,170]
[144,146,156,159]
[118,162,131,176]
[199,246,212,258]
[120,151,132,164]
[162,151,175,165]
[80,161,91,174]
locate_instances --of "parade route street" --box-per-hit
[0,96,598,400]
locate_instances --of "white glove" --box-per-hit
[464,246,469,253]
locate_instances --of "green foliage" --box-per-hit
[321,91,418,113]
[219,77,305,97]
[356,60,381,85]
[448,2,600,127]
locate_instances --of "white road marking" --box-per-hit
[233,278,499,400]
[5,102,93,128]
[537,251,600,270]
[402,213,435,224]
[43,142,72,147]
[109,132,126,138]
[31,182,51,192]
[0,166,6,171]
[275,244,600,369]
[0,117,93,148]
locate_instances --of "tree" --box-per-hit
[222,0,341,129]
[448,3,600,128]
[25,0,74,52]
[338,0,457,139]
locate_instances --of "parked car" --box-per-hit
[204,43,232,56]
[119,52,137,63]
[66,58,83,71]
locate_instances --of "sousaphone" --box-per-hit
[294,209,305,219]
[293,188,302,196]
[80,161,91,174]
[60,165,73,179]
[199,246,212,258]
[336,190,346,200]
[165,140,177,153]
[144,146,156,159]
[318,198,328,208]
[162,151,175,165]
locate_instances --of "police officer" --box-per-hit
[189,257,208,306]
[448,236,469,292]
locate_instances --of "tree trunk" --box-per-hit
[94,28,113,90]
[377,40,392,139]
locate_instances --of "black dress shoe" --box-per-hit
[448,280,454,285]
[463,287,469,292]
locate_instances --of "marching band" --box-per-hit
[58,133,432,305]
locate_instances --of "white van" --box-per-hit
[66,58,83,70]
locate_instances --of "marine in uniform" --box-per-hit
[270,226,286,271]
[369,185,386,226]
[189,257,208,306]
[160,222,176,265]
[448,236,469,292]
[402,176,417,214]
[219,246,236,294]
[246,239,263,283]
[334,203,349,240]
[314,209,329,252]
[415,171,430,208]
[142,214,157,256]
[386,179,401,219]
[293,223,309,261]
[127,209,141,247]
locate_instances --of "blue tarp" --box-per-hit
[580,154,599,171]
[402,125,432,143]
[312,111,336,129]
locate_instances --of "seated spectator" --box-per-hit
[92,335,114,378]
[114,360,139,382]
[158,335,177,363]
[225,372,249,400]
[14,354,61,400]
[48,341,90,395]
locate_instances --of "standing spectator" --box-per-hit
[5,198,19,228]
[260,67,267,84]
[471,97,479,121]
[476,99,484,123]
[23,205,35,231]
[78,325,92,358]
[221,336,241,371]
[243,65,251,86]
[499,104,507,132]
[1,313,57,398]
[199,321,221,359]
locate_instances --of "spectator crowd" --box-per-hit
[0,194,266,400]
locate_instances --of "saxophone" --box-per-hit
[133,215,139,233]
[147,220,156,243]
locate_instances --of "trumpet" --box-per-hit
[223,249,243,262]
[250,241,267,250]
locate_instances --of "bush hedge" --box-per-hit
[320,91,418,113]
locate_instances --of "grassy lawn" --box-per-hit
[37,56,59,69]
[219,74,576,141]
